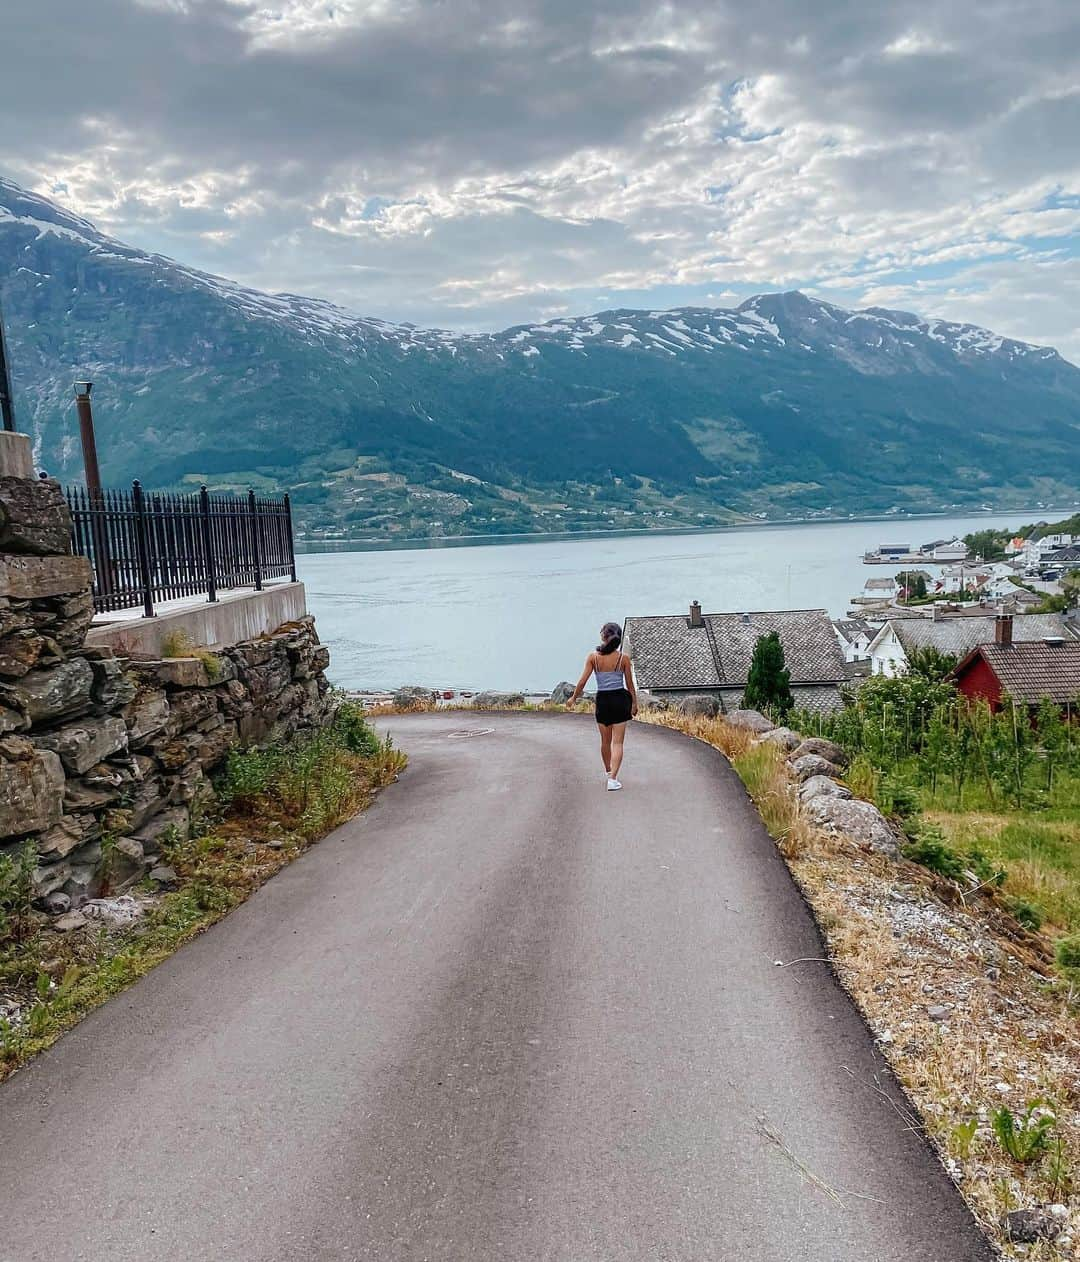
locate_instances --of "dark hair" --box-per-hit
[596,621,622,654]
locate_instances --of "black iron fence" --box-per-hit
[66,482,297,616]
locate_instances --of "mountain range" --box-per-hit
[2,176,1080,540]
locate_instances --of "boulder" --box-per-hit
[52,909,88,933]
[676,694,720,718]
[0,745,65,836]
[472,691,526,709]
[43,891,71,915]
[31,860,73,898]
[0,554,92,600]
[549,681,576,704]
[759,726,801,751]
[0,475,73,555]
[1002,1208,1066,1244]
[0,657,94,726]
[789,753,843,782]
[803,796,901,856]
[148,864,179,888]
[109,836,147,886]
[724,709,775,734]
[133,806,190,854]
[392,685,434,708]
[34,715,129,775]
[790,737,850,770]
[798,775,853,803]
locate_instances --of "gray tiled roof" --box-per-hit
[889,613,1078,659]
[836,618,873,642]
[624,608,847,690]
[958,641,1080,704]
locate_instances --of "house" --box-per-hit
[937,563,991,595]
[861,576,899,600]
[866,610,1078,677]
[624,603,847,712]
[950,616,1080,712]
[834,618,875,662]
[931,539,969,562]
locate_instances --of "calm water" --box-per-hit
[297,511,1061,692]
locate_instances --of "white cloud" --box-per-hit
[0,0,1077,359]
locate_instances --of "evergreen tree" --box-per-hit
[744,631,794,717]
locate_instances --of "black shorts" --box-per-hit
[595,688,633,726]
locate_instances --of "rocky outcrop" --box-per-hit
[803,796,900,857]
[675,694,720,718]
[549,681,575,704]
[0,468,334,911]
[473,690,526,709]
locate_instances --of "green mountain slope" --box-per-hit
[3,177,1079,539]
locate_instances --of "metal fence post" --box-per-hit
[199,485,218,603]
[248,488,263,591]
[131,480,156,618]
[284,492,297,582]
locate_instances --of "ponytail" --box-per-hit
[596,621,623,654]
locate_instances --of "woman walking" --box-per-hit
[565,621,638,791]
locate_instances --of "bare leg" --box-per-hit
[609,722,628,781]
[599,726,613,773]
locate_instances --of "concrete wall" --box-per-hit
[86,582,309,657]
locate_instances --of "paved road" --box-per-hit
[0,712,991,1261]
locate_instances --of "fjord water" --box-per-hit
[298,511,1061,692]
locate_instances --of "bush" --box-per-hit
[0,841,37,944]
[903,823,966,881]
[1002,895,1043,932]
[1056,934,1080,975]
[333,700,380,757]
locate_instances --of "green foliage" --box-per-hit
[0,841,37,944]
[906,646,958,682]
[1001,895,1043,932]
[896,570,928,599]
[743,631,794,718]
[903,823,966,882]
[990,1102,1056,1164]
[1056,934,1080,975]
[332,700,381,757]
[950,1117,979,1159]
[963,529,1009,561]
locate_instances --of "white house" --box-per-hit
[937,564,991,595]
[931,540,969,562]
[867,611,1079,677]
[861,576,899,600]
[834,618,875,662]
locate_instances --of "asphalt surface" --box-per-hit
[0,712,992,1261]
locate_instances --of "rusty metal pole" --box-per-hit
[73,381,103,498]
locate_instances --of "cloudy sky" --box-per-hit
[3,0,1079,356]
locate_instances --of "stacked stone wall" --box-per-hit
[0,468,333,913]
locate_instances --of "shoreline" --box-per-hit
[297,503,1077,557]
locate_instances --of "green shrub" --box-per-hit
[1002,895,1043,932]
[333,701,380,757]
[1056,934,1080,975]
[0,840,37,944]
[903,823,966,881]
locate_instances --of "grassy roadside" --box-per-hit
[643,707,1079,1260]
[0,703,404,1082]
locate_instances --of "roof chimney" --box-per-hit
[995,613,1013,646]
[689,600,703,628]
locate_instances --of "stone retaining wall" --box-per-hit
[0,459,333,912]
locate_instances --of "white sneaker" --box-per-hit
[606,778,622,791]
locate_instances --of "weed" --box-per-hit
[1001,894,1044,932]
[160,629,224,681]
[950,1117,979,1159]
[991,1102,1056,1164]
[0,840,37,942]
[903,823,966,882]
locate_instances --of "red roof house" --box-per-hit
[950,614,1080,711]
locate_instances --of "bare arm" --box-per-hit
[622,654,639,715]
[565,655,595,707]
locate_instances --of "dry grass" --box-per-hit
[0,710,404,1082]
[641,706,1080,1259]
